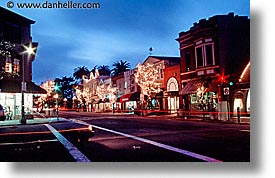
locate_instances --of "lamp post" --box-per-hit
[20,42,36,124]
[63,98,67,109]
[73,96,77,110]
[54,93,59,119]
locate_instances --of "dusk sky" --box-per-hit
[0,0,250,84]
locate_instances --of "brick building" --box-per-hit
[177,12,250,120]
[163,64,181,113]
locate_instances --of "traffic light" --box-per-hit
[213,74,230,84]
[54,83,61,93]
[229,81,234,86]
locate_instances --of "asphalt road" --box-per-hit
[0,111,250,162]
[60,111,250,162]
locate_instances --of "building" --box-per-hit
[81,70,113,112]
[142,56,180,110]
[0,7,46,120]
[163,64,181,114]
[119,68,140,112]
[111,72,124,111]
[177,12,250,120]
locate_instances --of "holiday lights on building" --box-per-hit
[135,63,162,100]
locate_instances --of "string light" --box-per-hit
[135,63,162,99]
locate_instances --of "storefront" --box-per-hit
[165,77,180,114]
[232,89,250,114]
[120,92,140,112]
[179,80,218,115]
[0,80,46,120]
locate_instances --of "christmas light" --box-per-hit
[135,63,162,100]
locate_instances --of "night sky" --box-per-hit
[0,0,250,84]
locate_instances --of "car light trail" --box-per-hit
[0,139,58,146]
[0,127,89,136]
[44,124,91,162]
[74,120,222,162]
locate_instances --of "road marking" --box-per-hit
[44,124,91,162]
[75,120,222,162]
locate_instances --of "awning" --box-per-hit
[120,92,140,102]
[179,81,218,95]
[0,80,46,94]
[179,81,201,95]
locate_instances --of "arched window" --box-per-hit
[167,77,179,92]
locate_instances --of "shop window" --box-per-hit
[233,93,244,112]
[190,92,217,111]
[246,90,250,112]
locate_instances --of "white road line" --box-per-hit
[75,120,222,162]
[44,124,91,162]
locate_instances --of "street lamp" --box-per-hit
[63,98,67,109]
[20,42,36,124]
[54,93,59,119]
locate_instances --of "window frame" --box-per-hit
[195,42,215,68]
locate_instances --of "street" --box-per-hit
[0,111,250,162]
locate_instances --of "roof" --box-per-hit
[143,56,180,65]
[177,12,249,38]
[0,6,35,25]
[0,80,46,94]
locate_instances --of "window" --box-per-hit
[195,43,215,68]
[205,44,214,66]
[186,52,191,71]
[5,58,12,73]
[13,59,20,74]
[196,47,203,67]
[119,83,122,90]
[160,68,163,79]
[167,77,179,91]
[124,81,127,89]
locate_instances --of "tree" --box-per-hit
[54,76,75,100]
[38,80,55,110]
[97,65,111,76]
[111,60,131,76]
[73,66,90,84]
[135,63,162,107]
[96,82,118,111]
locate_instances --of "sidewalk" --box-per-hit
[145,114,250,125]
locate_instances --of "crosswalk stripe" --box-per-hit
[44,124,90,162]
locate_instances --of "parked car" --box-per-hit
[0,104,5,121]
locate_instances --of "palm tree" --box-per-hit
[73,66,90,84]
[111,60,131,76]
[97,65,111,76]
